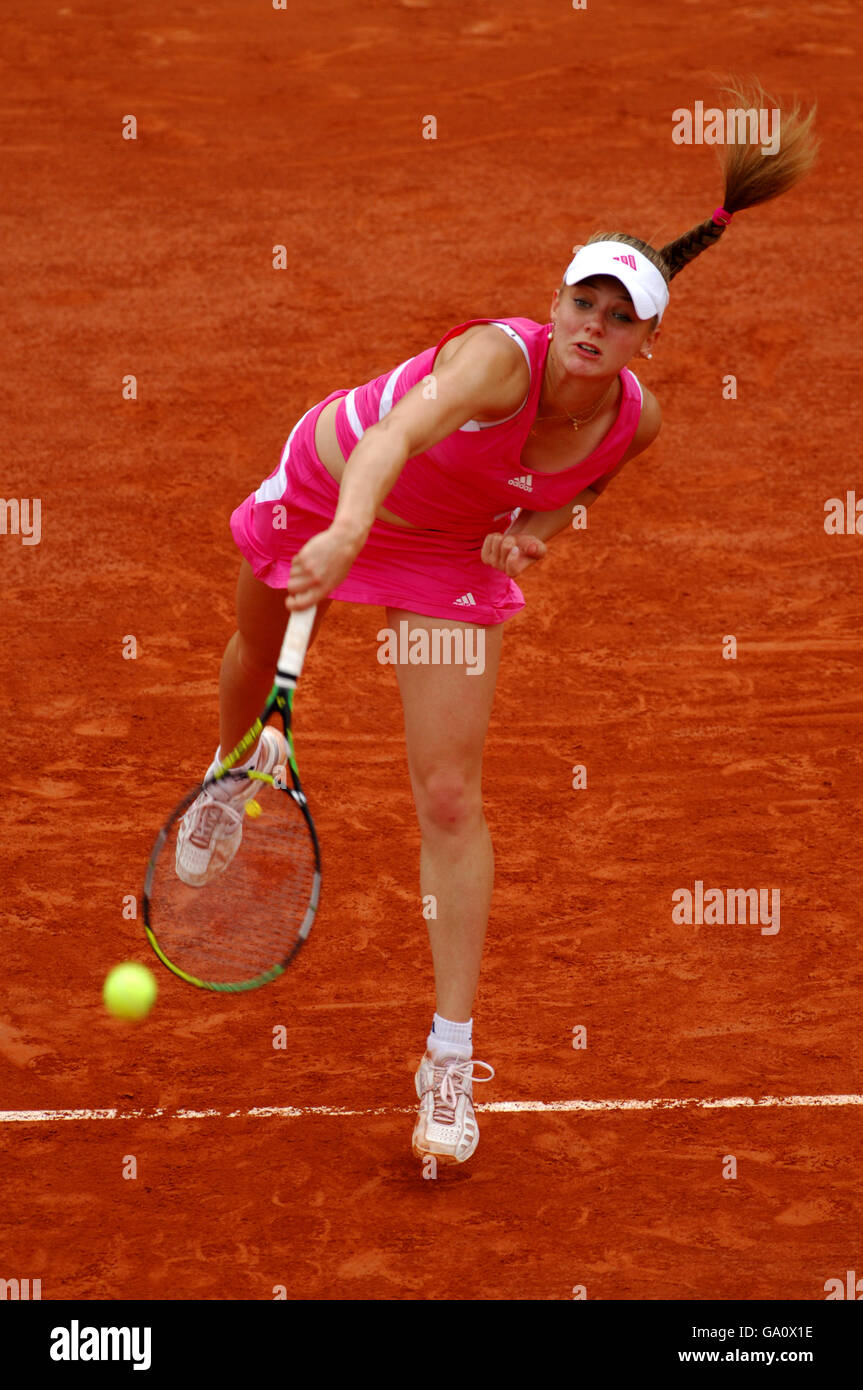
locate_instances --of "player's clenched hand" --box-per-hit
[481,531,547,577]
[286,525,364,610]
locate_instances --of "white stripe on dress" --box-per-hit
[345,389,364,440]
[254,404,318,504]
[379,358,412,420]
[341,357,413,443]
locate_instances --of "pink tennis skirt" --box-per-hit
[229,391,525,626]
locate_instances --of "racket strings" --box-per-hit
[146,773,319,986]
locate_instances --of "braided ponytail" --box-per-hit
[582,78,818,303]
[661,77,818,278]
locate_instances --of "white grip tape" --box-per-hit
[277,605,317,682]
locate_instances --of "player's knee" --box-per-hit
[235,630,280,680]
[415,768,481,835]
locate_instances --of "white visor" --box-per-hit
[563,242,669,323]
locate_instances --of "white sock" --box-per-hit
[427,1013,473,1062]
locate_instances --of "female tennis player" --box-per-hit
[182,83,815,1164]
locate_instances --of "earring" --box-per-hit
[643,350,653,359]
[549,322,555,339]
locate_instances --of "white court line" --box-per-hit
[1,1094,861,1124]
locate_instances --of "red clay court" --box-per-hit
[1,0,862,1302]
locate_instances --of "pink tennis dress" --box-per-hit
[229,317,644,626]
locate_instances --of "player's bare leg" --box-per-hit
[176,562,329,886]
[219,559,329,760]
[388,607,502,1162]
[388,607,502,1022]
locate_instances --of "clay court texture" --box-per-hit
[1,0,861,1300]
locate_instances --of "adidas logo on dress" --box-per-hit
[507,475,533,492]
[454,593,476,606]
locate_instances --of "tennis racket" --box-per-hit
[143,605,321,992]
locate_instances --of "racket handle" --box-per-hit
[276,604,317,688]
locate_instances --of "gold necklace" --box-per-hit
[532,381,614,432]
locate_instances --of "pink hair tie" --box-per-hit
[712,207,733,226]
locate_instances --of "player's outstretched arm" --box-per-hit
[287,328,529,609]
[333,327,529,539]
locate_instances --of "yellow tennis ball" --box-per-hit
[103,962,157,1021]
[245,798,262,818]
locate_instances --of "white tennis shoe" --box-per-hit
[412,1052,495,1164]
[175,728,287,887]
